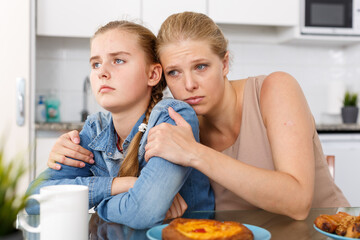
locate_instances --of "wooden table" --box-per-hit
[19,207,360,239]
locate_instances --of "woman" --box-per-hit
[47,12,349,220]
[26,20,214,229]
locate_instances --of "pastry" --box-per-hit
[314,211,360,238]
[162,218,253,240]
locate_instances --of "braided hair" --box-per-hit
[92,20,167,177]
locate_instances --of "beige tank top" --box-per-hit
[211,76,350,210]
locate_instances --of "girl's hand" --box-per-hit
[111,177,138,195]
[47,130,94,170]
[145,107,197,167]
[164,193,188,221]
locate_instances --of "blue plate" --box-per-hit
[314,224,356,240]
[146,223,271,240]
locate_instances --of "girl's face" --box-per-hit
[159,40,229,116]
[89,29,157,113]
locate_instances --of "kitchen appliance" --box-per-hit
[301,0,360,36]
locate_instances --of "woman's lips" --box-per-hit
[184,96,204,105]
[99,85,115,93]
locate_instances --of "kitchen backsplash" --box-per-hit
[36,37,100,123]
[36,36,360,124]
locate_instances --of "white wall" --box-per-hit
[36,37,103,123]
[227,41,359,123]
[36,36,360,123]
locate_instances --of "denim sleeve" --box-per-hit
[25,123,114,215]
[96,101,199,229]
[25,166,113,214]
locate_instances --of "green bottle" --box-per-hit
[45,91,60,122]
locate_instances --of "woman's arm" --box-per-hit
[145,72,315,220]
[47,130,94,170]
[200,72,315,220]
[253,71,315,219]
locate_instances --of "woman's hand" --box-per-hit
[47,130,94,170]
[164,193,188,221]
[145,107,197,166]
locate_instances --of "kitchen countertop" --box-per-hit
[35,122,84,132]
[316,123,360,133]
[36,122,360,133]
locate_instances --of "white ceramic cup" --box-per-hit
[19,185,89,240]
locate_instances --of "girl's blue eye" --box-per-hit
[115,59,124,64]
[93,62,101,69]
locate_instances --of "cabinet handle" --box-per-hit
[16,77,25,126]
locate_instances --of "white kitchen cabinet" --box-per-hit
[319,134,360,207]
[208,0,299,27]
[37,0,141,37]
[35,136,59,176]
[142,0,207,35]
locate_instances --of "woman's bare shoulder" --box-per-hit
[261,71,302,99]
[264,71,298,85]
[260,71,313,127]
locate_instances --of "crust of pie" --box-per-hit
[162,218,254,240]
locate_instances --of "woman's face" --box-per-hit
[89,29,152,113]
[159,39,229,116]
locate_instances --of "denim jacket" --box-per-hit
[26,98,214,229]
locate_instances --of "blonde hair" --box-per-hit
[92,21,166,177]
[156,11,228,60]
